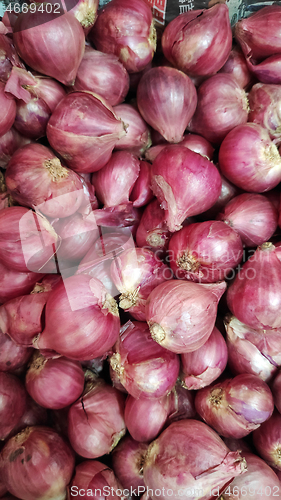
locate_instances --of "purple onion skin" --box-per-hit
[180,326,228,390]
[161,4,232,77]
[111,435,148,490]
[272,371,281,414]
[13,97,51,140]
[124,394,170,442]
[0,330,32,372]
[253,411,281,471]
[195,373,274,439]
[143,419,246,500]
[0,372,27,440]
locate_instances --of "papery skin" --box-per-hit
[180,327,228,390]
[0,206,59,273]
[137,67,197,143]
[124,394,170,442]
[47,91,126,173]
[68,460,126,500]
[8,395,48,438]
[0,371,27,440]
[92,151,140,208]
[218,123,281,192]
[13,11,85,86]
[253,411,281,471]
[225,315,281,382]
[195,373,274,439]
[74,47,129,106]
[227,243,281,330]
[0,329,32,372]
[245,54,281,85]
[25,352,85,409]
[136,198,171,256]
[145,279,226,353]
[234,6,281,61]
[168,220,243,283]
[0,260,44,305]
[218,46,252,89]
[143,419,246,500]
[272,371,281,414]
[110,247,172,321]
[89,0,156,73]
[0,128,31,170]
[188,74,249,145]
[67,379,126,459]
[0,426,75,500]
[130,160,153,207]
[161,4,232,77]
[217,193,278,247]
[37,275,120,360]
[0,81,16,136]
[151,145,222,232]
[114,103,151,156]
[221,452,280,500]
[111,435,148,490]
[110,321,180,399]
[5,143,85,218]
[0,33,24,83]
[248,83,281,144]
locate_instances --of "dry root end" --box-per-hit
[177,252,199,272]
[149,323,166,343]
[147,232,164,248]
[260,241,274,251]
[44,158,69,182]
[103,294,119,316]
[110,353,124,378]
[210,387,224,407]
[31,283,45,294]
[119,287,140,310]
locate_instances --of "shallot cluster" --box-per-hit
[1,2,281,500]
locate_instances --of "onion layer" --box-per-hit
[0,371,27,440]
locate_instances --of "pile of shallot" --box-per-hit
[1,1,281,499]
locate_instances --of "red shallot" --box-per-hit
[68,460,125,500]
[195,373,274,439]
[89,0,156,73]
[0,371,27,440]
[67,378,126,458]
[145,279,226,353]
[0,329,32,373]
[109,320,180,398]
[124,394,171,442]
[253,410,281,470]
[111,435,148,490]
[218,46,252,89]
[0,128,31,170]
[248,83,281,144]
[136,198,171,256]
[0,261,43,305]
[47,91,126,173]
[114,103,151,156]
[150,145,222,232]
[0,80,16,136]
[168,220,243,283]
[130,160,153,207]
[180,326,228,390]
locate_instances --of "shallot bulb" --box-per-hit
[47,91,126,173]
[0,128,31,170]
[143,419,246,500]
[110,247,172,320]
[136,199,171,257]
[114,103,151,155]
[221,452,281,500]
[68,460,125,500]
[0,206,59,273]
[161,4,232,77]
[248,83,281,144]
[218,123,281,192]
[0,80,16,136]
[217,193,278,247]
[109,320,180,398]
[180,133,215,160]
[272,371,281,415]
[225,315,281,382]
[0,33,24,83]
[195,374,274,439]
[137,67,197,143]
[0,426,75,500]
[6,143,85,218]
[124,394,171,442]
[218,46,252,89]
[130,160,153,207]
[67,379,126,458]
[89,0,156,73]
[13,11,85,85]
[111,436,148,490]
[227,242,281,330]
[74,47,129,106]
[37,275,120,360]
[168,220,243,283]
[92,151,140,208]
[180,326,228,390]
[145,279,226,353]
[150,145,222,232]
[253,411,281,470]
[25,352,85,409]
[0,329,32,372]
[0,372,27,440]
[188,74,249,145]
[0,260,43,305]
